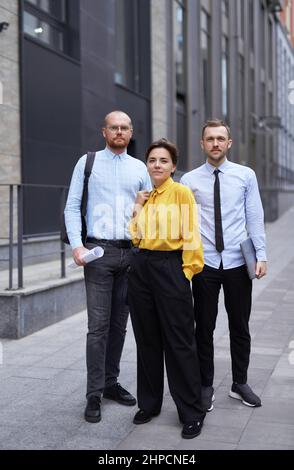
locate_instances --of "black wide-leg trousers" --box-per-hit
[128,249,205,424]
[192,264,252,386]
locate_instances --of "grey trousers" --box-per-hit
[84,242,131,398]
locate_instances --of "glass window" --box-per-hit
[238,54,245,143]
[115,0,136,89]
[23,11,64,52]
[26,0,66,21]
[249,0,254,52]
[222,0,229,17]
[260,5,265,69]
[175,1,185,94]
[222,36,229,119]
[114,0,150,96]
[268,19,273,79]
[201,9,211,120]
[23,0,69,55]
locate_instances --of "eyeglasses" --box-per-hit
[106,125,132,133]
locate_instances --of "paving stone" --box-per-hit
[239,419,294,448]
[1,209,294,450]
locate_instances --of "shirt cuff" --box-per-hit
[70,238,84,250]
[256,249,267,262]
[183,267,194,281]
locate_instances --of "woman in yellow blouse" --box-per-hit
[128,138,206,439]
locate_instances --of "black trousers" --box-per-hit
[128,249,205,424]
[192,263,252,386]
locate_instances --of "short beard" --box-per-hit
[209,151,227,163]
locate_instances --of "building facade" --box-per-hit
[274,0,294,214]
[0,0,291,241]
[0,0,21,242]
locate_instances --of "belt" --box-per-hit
[86,237,132,249]
[133,248,182,257]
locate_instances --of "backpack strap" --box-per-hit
[81,151,95,217]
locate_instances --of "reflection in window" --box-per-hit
[222,0,229,17]
[222,36,228,119]
[23,11,64,51]
[114,0,137,90]
[260,5,265,69]
[238,54,245,143]
[268,19,273,79]
[201,9,211,120]
[175,1,185,93]
[26,0,66,21]
[249,0,254,52]
[174,1,187,169]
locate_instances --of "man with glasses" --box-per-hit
[65,110,151,423]
[181,119,267,413]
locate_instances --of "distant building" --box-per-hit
[273,0,294,216]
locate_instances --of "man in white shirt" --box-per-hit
[181,119,267,412]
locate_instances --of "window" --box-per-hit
[114,0,150,96]
[26,0,66,21]
[174,0,187,170]
[23,10,64,51]
[23,0,78,58]
[201,9,211,120]
[222,0,229,17]
[222,36,229,119]
[238,54,245,143]
[249,0,254,52]
[240,0,245,40]
[260,5,265,69]
[175,0,185,94]
[115,0,136,90]
[268,19,273,79]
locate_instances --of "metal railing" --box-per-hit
[0,183,69,290]
[1,181,294,290]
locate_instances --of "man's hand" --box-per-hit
[256,261,267,279]
[72,246,89,266]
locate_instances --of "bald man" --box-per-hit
[65,111,151,423]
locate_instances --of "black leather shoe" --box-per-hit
[181,419,203,439]
[133,409,160,425]
[84,396,101,423]
[103,383,136,406]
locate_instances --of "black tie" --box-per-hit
[214,169,224,253]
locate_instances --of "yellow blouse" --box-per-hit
[129,177,204,281]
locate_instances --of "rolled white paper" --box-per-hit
[68,246,104,269]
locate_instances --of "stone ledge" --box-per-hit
[0,276,85,339]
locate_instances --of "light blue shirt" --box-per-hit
[180,159,267,269]
[65,147,151,249]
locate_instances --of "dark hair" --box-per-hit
[201,119,231,140]
[145,138,179,166]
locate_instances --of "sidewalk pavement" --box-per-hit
[0,207,294,451]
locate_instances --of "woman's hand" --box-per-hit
[135,191,150,206]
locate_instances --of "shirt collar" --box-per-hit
[151,177,174,195]
[104,146,128,160]
[205,158,231,174]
